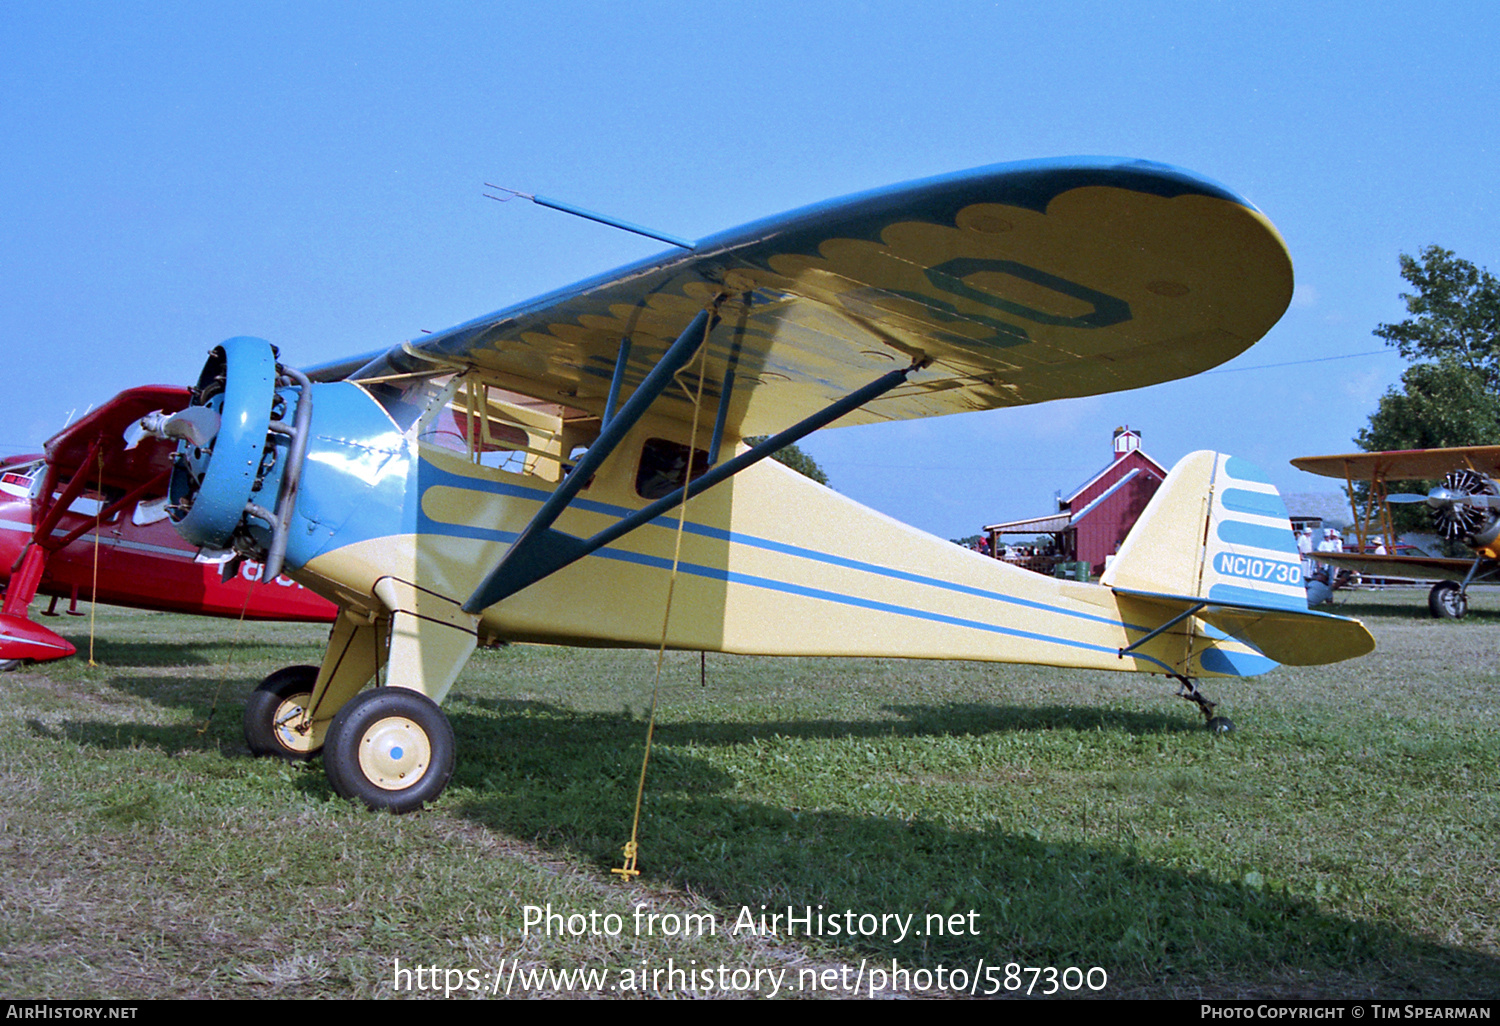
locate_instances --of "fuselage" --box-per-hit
[233,373,1267,701]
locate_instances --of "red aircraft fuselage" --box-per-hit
[0,457,337,622]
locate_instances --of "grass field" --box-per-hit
[1,589,1497,999]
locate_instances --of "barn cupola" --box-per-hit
[1113,426,1141,458]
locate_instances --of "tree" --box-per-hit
[744,437,830,486]
[1373,246,1500,390]
[1356,359,1500,454]
[1361,247,1500,454]
[1359,248,1500,534]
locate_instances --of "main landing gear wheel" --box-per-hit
[1428,581,1468,620]
[324,687,455,813]
[244,665,325,761]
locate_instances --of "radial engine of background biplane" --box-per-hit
[1392,470,1500,550]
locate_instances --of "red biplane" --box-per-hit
[0,385,337,666]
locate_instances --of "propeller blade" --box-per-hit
[135,406,222,449]
[164,406,222,448]
[1397,487,1500,509]
[121,418,150,451]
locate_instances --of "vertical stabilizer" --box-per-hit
[1103,451,1305,610]
[1102,450,1216,597]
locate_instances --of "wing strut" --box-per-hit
[1459,552,1487,592]
[602,337,632,425]
[463,307,721,612]
[462,315,925,612]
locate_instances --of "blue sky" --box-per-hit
[4,1,1496,539]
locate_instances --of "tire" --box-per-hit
[324,688,455,813]
[1428,581,1468,620]
[244,665,324,761]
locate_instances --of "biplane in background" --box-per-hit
[0,385,337,667]
[1292,445,1500,618]
[138,157,1374,814]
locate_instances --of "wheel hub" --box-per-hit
[357,716,432,790]
[271,693,326,754]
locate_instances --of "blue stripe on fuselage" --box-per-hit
[414,457,1138,633]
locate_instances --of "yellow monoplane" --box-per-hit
[141,157,1373,812]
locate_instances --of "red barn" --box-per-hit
[984,427,1167,578]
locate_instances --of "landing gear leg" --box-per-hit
[1172,675,1235,733]
[320,581,478,813]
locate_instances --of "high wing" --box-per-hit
[349,157,1293,437]
[1292,446,1500,482]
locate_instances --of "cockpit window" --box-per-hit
[398,372,597,484]
[636,439,709,500]
[365,376,452,433]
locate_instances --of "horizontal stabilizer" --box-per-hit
[1113,588,1375,666]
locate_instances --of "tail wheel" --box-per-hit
[244,665,325,761]
[1428,581,1468,620]
[324,688,455,813]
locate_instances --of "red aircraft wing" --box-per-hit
[42,384,189,495]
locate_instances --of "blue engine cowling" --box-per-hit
[167,337,319,580]
[164,336,412,583]
[169,338,285,550]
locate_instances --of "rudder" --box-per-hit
[1103,451,1305,608]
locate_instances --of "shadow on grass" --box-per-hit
[46,636,323,668]
[35,685,1500,997]
[455,695,1197,745]
[29,672,271,754]
[36,689,1189,767]
[440,698,1498,998]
